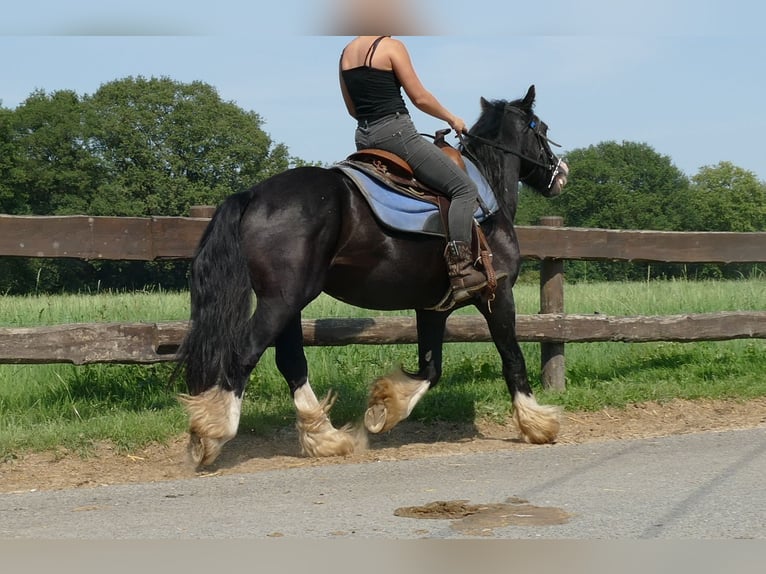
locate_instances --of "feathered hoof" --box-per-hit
[364,403,389,434]
[513,392,561,444]
[296,391,368,457]
[178,388,241,468]
[187,432,228,467]
[364,368,430,434]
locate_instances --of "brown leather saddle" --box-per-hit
[340,129,501,303]
[345,129,463,200]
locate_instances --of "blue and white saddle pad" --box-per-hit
[333,156,499,237]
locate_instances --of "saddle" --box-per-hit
[339,129,501,302]
[345,129,464,199]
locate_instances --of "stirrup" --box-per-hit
[451,279,489,304]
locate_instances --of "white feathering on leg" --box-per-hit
[365,367,430,434]
[179,387,243,467]
[512,392,560,444]
[294,381,367,457]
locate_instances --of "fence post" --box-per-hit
[538,216,566,391]
[189,205,216,219]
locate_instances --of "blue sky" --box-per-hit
[2,0,765,181]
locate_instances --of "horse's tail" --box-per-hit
[175,190,255,396]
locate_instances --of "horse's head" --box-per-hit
[466,85,568,199]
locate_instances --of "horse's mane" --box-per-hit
[470,96,533,141]
[464,96,534,221]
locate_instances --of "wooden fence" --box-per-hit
[2,209,765,390]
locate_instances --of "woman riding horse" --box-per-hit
[176,24,569,466]
[340,35,496,303]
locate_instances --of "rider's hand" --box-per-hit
[449,116,468,135]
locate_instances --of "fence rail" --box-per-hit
[2,213,766,263]
[1,312,764,366]
[2,210,765,389]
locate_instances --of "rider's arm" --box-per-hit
[387,38,467,134]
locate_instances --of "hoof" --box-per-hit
[187,432,228,468]
[364,403,388,434]
[178,388,242,468]
[365,368,430,434]
[513,393,561,444]
[295,389,368,457]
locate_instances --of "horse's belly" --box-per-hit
[324,264,448,311]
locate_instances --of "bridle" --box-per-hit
[458,107,565,191]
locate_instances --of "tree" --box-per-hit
[4,89,102,215]
[0,76,297,293]
[517,141,691,281]
[0,106,22,213]
[0,77,293,219]
[675,162,766,279]
[547,141,689,230]
[684,162,766,232]
[84,76,291,216]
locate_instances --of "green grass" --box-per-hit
[1,279,765,458]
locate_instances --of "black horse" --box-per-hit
[176,85,569,466]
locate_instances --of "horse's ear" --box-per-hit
[522,85,536,109]
[480,96,491,111]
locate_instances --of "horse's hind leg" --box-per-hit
[180,385,244,467]
[276,314,367,457]
[182,293,317,467]
[181,303,287,467]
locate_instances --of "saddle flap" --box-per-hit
[347,148,414,180]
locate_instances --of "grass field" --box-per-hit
[1,279,765,459]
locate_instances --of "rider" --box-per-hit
[339,35,499,304]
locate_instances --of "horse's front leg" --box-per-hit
[364,309,448,433]
[478,286,560,444]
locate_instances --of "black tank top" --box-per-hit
[341,36,409,122]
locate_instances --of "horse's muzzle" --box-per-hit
[547,160,569,197]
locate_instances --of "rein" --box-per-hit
[456,120,565,190]
[458,132,555,172]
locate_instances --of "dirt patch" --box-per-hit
[2,397,765,494]
[394,497,572,535]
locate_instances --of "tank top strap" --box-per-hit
[364,36,389,67]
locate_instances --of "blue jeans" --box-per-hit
[355,113,478,244]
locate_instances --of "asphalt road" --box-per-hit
[1,427,764,539]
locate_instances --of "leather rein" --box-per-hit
[455,113,565,190]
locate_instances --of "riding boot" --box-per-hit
[443,240,489,303]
